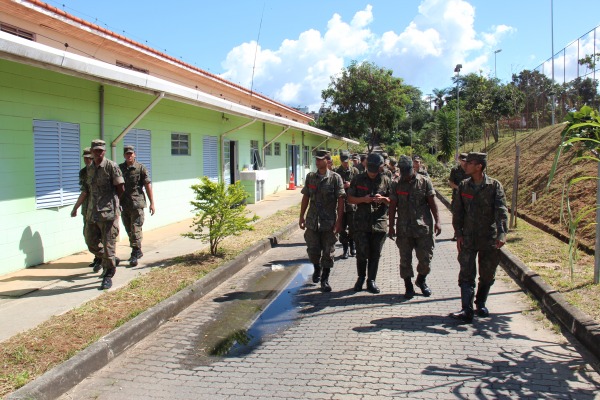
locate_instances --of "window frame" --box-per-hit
[171,132,190,156]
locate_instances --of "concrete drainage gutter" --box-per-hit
[7,222,299,400]
[436,192,600,363]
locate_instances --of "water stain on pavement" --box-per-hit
[180,262,313,367]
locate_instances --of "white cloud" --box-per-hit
[220,0,515,111]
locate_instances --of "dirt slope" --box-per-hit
[479,124,597,248]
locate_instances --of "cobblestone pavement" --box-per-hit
[61,207,600,399]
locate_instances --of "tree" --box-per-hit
[319,61,411,152]
[184,177,259,255]
[435,108,456,162]
[432,88,447,111]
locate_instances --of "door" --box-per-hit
[223,139,238,185]
[287,144,300,185]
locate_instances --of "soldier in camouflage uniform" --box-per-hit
[120,145,155,267]
[450,152,508,323]
[357,154,367,173]
[299,150,345,292]
[412,155,429,177]
[448,153,468,241]
[84,139,125,290]
[335,151,359,259]
[347,153,392,294]
[389,156,441,299]
[71,147,101,271]
[351,154,361,169]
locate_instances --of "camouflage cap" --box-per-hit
[82,147,92,158]
[91,139,106,150]
[381,152,389,159]
[351,154,360,161]
[366,153,384,173]
[124,145,135,154]
[398,155,413,171]
[459,152,468,161]
[339,150,350,162]
[389,158,397,166]
[315,150,330,160]
[466,152,487,164]
[412,154,423,161]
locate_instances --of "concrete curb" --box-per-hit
[436,191,600,363]
[7,222,299,400]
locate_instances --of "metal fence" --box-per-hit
[505,25,600,131]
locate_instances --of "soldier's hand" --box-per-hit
[70,209,77,218]
[344,181,350,189]
[496,239,505,249]
[298,217,306,230]
[434,222,442,236]
[456,237,464,253]
[149,204,156,216]
[388,226,395,239]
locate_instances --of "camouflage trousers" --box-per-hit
[395,234,435,279]
[457,239,500,287]
[353,231,387,266]
[338,211,354,246]
[84,218,119,277]
[304,228,338,269]
[121,207,145,249]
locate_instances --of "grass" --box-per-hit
[0,204,300,398]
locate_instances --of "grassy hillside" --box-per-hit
[467,124,597,249]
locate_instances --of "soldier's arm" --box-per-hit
[494,181,509,247]
[427,195,442,236]
[334,196,344,234]
[145,182,155,215]
[298,194,309,230]
[70,192,88,217]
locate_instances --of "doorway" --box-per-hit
[287,144,300,186]
[223,139,238,185]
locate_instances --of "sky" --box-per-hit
[44,0,600,112]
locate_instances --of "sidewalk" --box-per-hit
[0,189,303,343]
[56,202,600,399]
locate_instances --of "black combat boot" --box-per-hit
[415,274,432,297]
[354,260,367,292]
[91,257,102,273]
[475,283,492,317]
[129,248,139,267]
[312,264,321,283]
[320,268,332,292]
[404,278,415,299]
[366,260,380,294]
[341,244,349,259]
[450,283,475,323]
[349,240,356,257]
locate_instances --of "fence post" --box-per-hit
[595,160,599,284]
[509,145,520,229]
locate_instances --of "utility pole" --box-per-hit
[454,64,462,160]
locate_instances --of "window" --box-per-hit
[265,143,272,156]
[303,146,310,168]
[33,120,80,209]
[0,22,35,41]
[274,142,281,156]
[203,136,218,182]
[171,133,190,155]
[250,140,263,170]
[124,129,152,178]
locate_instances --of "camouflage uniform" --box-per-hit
[78,166,90,225]
[334,164,359,252]
[390,174,436,279]
[119,160,151,252]
[449,164,467,208]
[453,174,508,286]
[301,169,345,269]
[84,157,124,278]
[348,171,392,288]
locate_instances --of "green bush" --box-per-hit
[184,177,259,255]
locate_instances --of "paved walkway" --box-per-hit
[60,206,600,399]
[0,190,304,342]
